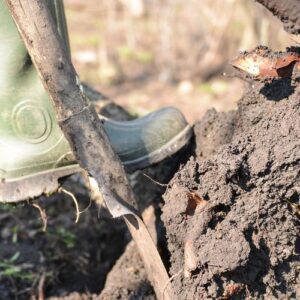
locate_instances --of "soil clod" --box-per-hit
[162,75,300,299]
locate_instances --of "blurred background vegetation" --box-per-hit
[65,0,297,122]
[1,2,299,298]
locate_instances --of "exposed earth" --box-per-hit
[0,1,300,300]
[162,77,300,299]
[1,63,299,300]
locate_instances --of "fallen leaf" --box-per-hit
[231,46,300,80]
[220,283,244,299]
[185,192,208,217]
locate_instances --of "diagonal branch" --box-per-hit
[4,0,174,299]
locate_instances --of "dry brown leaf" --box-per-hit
[231,46,300,80]
[220,283,244,299]
[185,192,208,217]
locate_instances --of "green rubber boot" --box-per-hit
[0,0,192,203]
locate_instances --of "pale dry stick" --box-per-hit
[32,203,48,232]
[59,187,80,223]
[142,173,168,187]
[37,272,46,300]
[162,269,183,300]
[4,1,174,299]
[78,199,92,215]
[60,184,92,223]
[256,196,261,235]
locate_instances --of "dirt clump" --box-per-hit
[256,0,300,35]
[194,108,236,160]
[162,78,300,299]
[98,241,154,300]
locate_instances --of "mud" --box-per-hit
[162,77,300,299]
[256,0,300,35]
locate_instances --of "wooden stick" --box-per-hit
[4,1,174,299]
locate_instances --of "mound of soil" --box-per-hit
[2,75,299,300]
[162,78,300,299]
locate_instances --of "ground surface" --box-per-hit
[3,73,298,300]
[162,78,300,299]
[0,153,185,299]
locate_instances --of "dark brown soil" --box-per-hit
[2,1,300,298]
[256,0,300,35]
[1,76,300,300]
[0,144,186,299]
[162,77,300,299]
[1,78,299,300]
[0,180,128,300]
[1,81,299,300]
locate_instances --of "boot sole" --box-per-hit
[123,125,192,173]
[0,165,81,203]
[0,125,192,203]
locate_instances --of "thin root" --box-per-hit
[142,173,168,187]
[32,203,48,232]
[37,272,46,300]
[256,197,261,234]
[80,170,93,212]
[162,269,183,300]
[59,188,80,223]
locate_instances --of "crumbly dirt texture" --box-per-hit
[0,146,184,299]
[1,76,299,300]
[162,77,300,299]
[256,0,300,35]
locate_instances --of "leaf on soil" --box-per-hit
[220,282,244,299]
[185,192,208,217]
[231,46,300,80]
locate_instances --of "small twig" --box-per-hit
[37,273,46,300]
[256,197,261,234]
[284,198,300,219]
[32,203,48,232]
[207,263,223,268]
[245,285,253,300]
[162,269,183,300]
[142,173,168,187]
[59,188,80,223]
[59,186,92,222]
[78,199,92,215]
[80,170,93,212]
